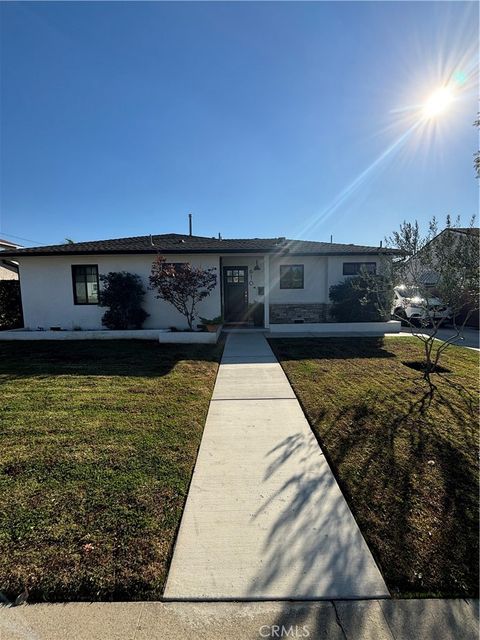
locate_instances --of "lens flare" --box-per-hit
[290,0,478,243]
[423,86,454,118]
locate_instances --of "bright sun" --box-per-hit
[423,86,455,118]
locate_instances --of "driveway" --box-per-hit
[400,326,479,349]
[164,332,388,600]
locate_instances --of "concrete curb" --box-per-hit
[1,599,477,640]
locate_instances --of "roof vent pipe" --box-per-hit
[218,233,222,240]
[330,235,333,243]
[188,213,193,236]
[380,240,383,248]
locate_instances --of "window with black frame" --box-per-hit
[225,269,246,284]
[72,265,99,304]
[342,262,376,276]
[279,264,304,289]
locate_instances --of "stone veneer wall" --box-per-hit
[269,303,332,324]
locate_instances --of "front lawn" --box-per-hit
[0,340,222,602]
[269,336,479,598]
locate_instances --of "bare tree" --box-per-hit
[367,216,479,387]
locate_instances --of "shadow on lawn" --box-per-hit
[436,371,479,415]
[270,337,396,361]
[252,397,478,637]
[0,340,223,381]
[327,380,477,590]
[252,347,478,635]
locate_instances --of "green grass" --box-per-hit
[269,336,479,598]
[0,340,222,602]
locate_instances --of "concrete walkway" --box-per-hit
[164,333,388,600]
[2,599,478,640]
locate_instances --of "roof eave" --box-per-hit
[5,247,400,258]
[1,259,19,272]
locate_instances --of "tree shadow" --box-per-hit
[264,598,478,640]
[245,430,387,601]
[435,371,478,414]
[325,385,477,592]
[248,356,478,635]
[269,337,396,361]
[0,340,223,383]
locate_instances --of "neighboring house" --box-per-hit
[410,227,480,288]
[1,233,398,330]
[406,227,479,327]
[0,238,21,281]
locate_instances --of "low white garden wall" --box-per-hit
[269,321,401,334]
[158,326,221,344]
[0,329,162,341]
[0,327,222,343]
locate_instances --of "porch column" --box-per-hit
[264,254,270,329]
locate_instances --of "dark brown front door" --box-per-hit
[223,267,248,322]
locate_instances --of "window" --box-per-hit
[342,262,376,276]
[164,262,187,271]
[225,269,246,284]
[72,265,99,304]
[280,264,304,289]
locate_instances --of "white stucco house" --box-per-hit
[1,233,399,332]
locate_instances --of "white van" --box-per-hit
[391,285,452,325]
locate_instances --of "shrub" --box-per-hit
[0,280,23,330]
[329,276,391,322]
[98,272,149,330]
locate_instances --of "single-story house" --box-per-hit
[1,233,398,330]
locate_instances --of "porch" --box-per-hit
[219,253,401,333]
[219,253,332,329]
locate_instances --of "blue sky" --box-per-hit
[0,1,478,247]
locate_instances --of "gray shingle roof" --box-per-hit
[0,233,399,257]
[451,227,479,237]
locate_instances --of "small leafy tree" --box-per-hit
[330,274,392,322]
[149,256,217,330]
[98,272,149,330]
[0,281,23,330]
[366,215,479,386]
